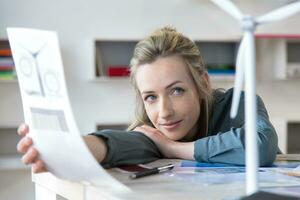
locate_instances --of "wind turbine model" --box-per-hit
[210,0,300,195]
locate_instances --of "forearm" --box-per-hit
[169,141,195,160]
[90,130,163,168]
[194,117,278,166]
[83,135,107,163]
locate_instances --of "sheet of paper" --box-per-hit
[7,28,129,192]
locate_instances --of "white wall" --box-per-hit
[1,0,300,133]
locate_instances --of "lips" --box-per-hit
[160,120,182,129]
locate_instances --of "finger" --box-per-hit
[141,125,159,134]
[17,123,29,137]
[22,147,38,165]
[141,124,152,129]
[32,160,48,173]
[17,136,33,153]
[133,127,143,132]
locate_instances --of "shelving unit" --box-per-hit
[256,34,300,80]
[95,40,136,78]
[94,40,238,82]
[287,41,300,78]
[0,39,24,171]
[0,39,16,81]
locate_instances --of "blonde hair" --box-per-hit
[128,26,213,136]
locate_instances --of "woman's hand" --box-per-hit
[134,125,176,158]
[17,123,48,173]
[134,125,195,160]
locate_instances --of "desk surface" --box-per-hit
[32,157,300,200]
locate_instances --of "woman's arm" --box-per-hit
[83,135,107,163]
[134,125,195,160]
[194,95,278,166]
[194,114,278,166]
[90,129,163,168]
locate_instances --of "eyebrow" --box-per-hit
[141,81,183,94]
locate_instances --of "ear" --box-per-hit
[202,71,211,90]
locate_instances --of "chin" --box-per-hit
[162,130,185,141]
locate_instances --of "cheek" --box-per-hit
[180,95,200,121]
[144,104,158,125]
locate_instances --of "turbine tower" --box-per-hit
[210,0,300,195]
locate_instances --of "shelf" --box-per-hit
[0,39,16,81]
[95,40,136,77]
[90,75,235,83]
[89,77,130,83]
[94,40,238,80]
[286,41,300,79]
[0,79,18,83]
[0,123,21,129]
[195,41,238,73]
[0,155,30,171]
[210,74,235,82]
[256,36,300,80]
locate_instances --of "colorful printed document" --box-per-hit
[7,28,129,192]
[177,160,300,188]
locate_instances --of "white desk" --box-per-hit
[32,157,299,200]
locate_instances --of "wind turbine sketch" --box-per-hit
[19,43,47,97]
[210,0,300,195]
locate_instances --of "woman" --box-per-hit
[17,26,279,172]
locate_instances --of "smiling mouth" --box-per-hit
[160,120,182,129]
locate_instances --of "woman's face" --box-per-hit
[136,55,201,141]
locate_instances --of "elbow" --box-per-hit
[257,118,279,167]
[258,145,277,167]
[257,134,278,167]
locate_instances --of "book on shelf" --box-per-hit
[107,65,130,77]
[0,57,14,65]
[0,66,14,71]
[0,43,16,80]
[0,49,12,57]
[207,64,235,76]
[0,71,16,80]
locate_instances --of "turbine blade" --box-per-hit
[230,35,246,118]
[257,1,300,24]
[211,0,243,20]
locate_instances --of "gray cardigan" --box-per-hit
[92,88,279,168]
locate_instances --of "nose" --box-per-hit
[159,97,174,119]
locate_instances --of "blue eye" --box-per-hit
[144,95,157,102]
[172,87,185,95]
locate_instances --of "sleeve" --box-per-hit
[90,129,163,168]
[194,96,278,166]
